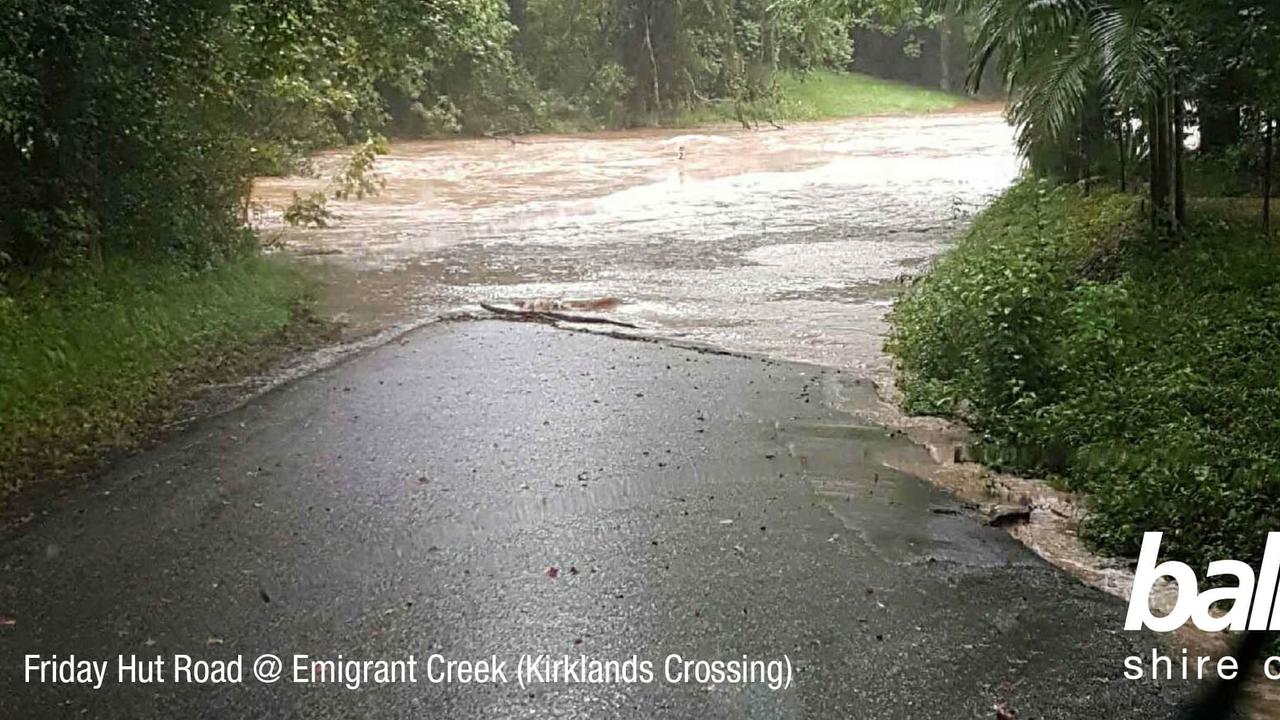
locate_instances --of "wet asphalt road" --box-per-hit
[1,322,1184,718]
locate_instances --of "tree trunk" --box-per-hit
[1266,117,1274,235]
[1173,87,1186,228]
[1080,114,1090,194]
[939,9,968,93]
[507,0,526,30]
[1149,98,1169,231]
[643,13,661,112]
[1118,116,1127,193]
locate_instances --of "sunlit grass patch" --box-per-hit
[775,70,962,120]
[678,70,963,126]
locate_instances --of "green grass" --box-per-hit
[774,70,963,119]
[678,70,963,126]
[889,180,1280,569]
[0,253,320,502]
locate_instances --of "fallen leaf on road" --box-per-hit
[546,566,560,579]
[995,701,1016,719]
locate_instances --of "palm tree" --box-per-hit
[931,0,1185,232]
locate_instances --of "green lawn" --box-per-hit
[678,70,964,126]
[776,70,963,119]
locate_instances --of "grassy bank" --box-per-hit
[889,181,1280,567]
[677,70,962,127]
[0,254,324,505]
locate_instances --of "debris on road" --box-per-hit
[985,504,1033,527]
[479,302,638,329]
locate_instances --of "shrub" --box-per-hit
[889,180,1280,567]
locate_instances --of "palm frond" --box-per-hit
[1091,0,1164,107]
[1009,20,1098,153]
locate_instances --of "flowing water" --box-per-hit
[254,107,1017,378]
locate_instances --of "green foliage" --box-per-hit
[890,181,1280,567]
[0,253,315,497]
[511,0,921,127]
[331,136,389,201]
[934,0,1279,228]
[0,0,520,274]
[1,0,940,279]
[283,192,334,228]
[283,136,388,226]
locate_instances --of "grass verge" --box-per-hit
[888,180,1280,568]
[677,70,962,126]
[0,253,334,510]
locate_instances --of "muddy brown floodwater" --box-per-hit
[254,107,1017,379]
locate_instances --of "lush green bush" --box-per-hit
[889,180,1280,567]
[0,253,315,500]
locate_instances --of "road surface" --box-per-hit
[0,322,1184,717]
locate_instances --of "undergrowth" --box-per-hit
[0,253,320,503]
[889,180,1280,568]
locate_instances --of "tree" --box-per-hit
[0,0,519,274]
[932,0,1280,234]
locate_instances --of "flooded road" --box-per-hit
[255,107,1018,378]
[255,111,1280,717]
[0,108,1219,718]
